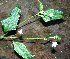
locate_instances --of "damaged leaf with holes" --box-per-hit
[1,5,21,33]
[38,8,67,22]
[13,41,33,59]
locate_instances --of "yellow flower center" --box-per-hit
[49,13,53,17]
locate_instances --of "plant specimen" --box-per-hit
[18,0,66,25]
[0,0,67,59]
[37,0,66,22]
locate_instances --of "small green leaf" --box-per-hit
[57,36,61,40]
[38,0,43,11]
[40,2,43,11]
[55,35,62,40]
[13,41,33,59]
[46,33,53,38]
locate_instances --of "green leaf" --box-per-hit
[13,41,33,59]
[1,6,21,33]
[46,33,53,38]
[38,0,43,11]
[58,36,61,40]
[38,8,67,22]
[55,35,62,40]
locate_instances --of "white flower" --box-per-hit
[49,13,53,17]
[18,29,23,34]
[32,55,35,57]
[52,42,58,47]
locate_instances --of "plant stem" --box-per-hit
[23,38,44,39]
[0,32,8,38]
[18,13,39,26]
[49,37,55,39]
[0,36,43,39]
[0,36,18,39]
